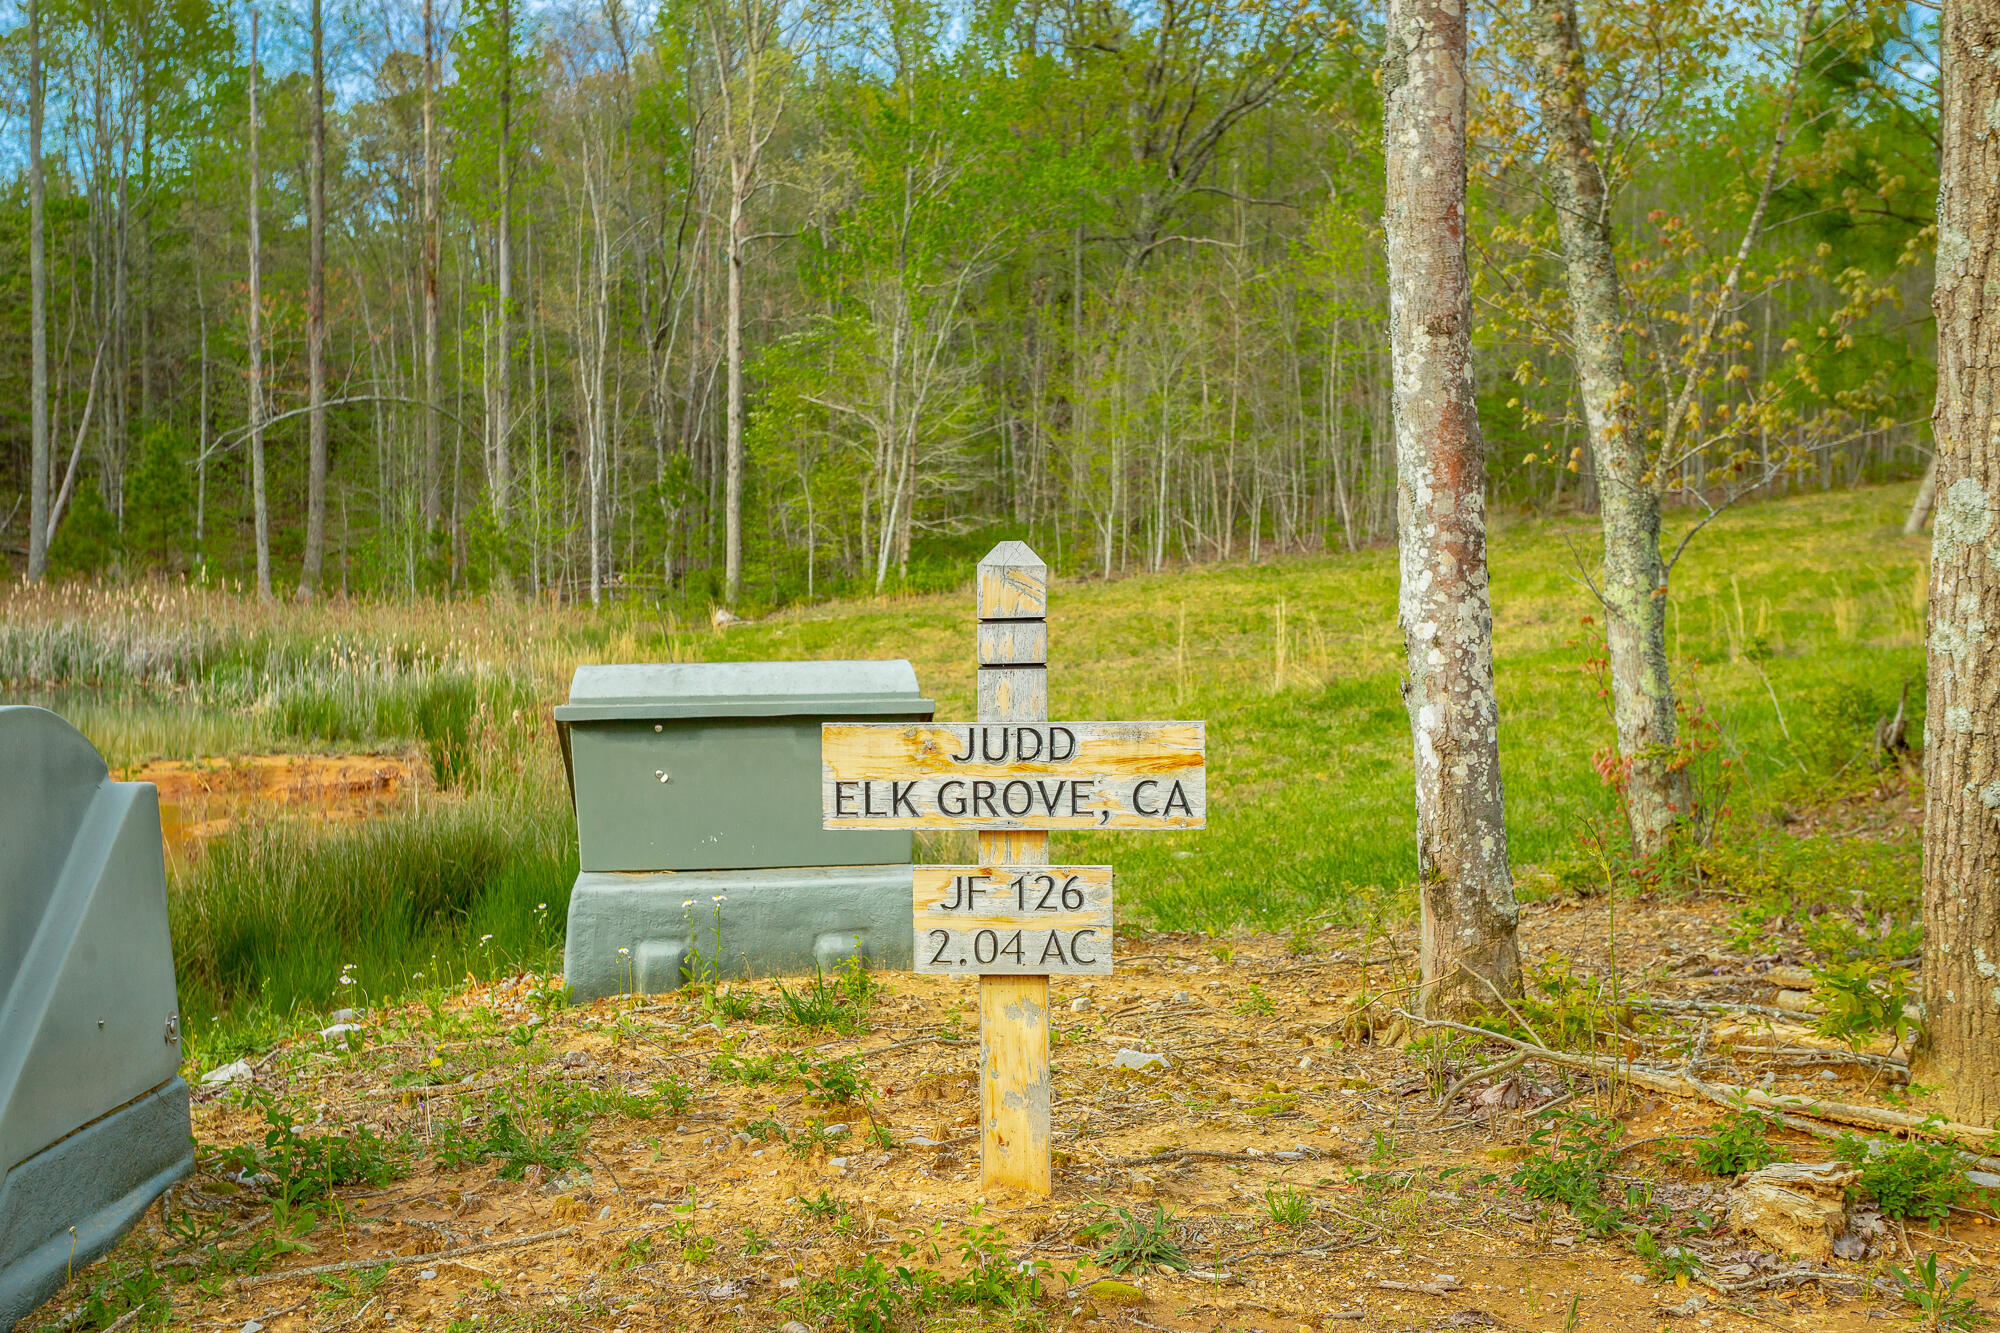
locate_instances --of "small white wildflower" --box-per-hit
[618,947,631,956]
[682,898,697,909]
[713,894,727,904]
[479,933,494,947]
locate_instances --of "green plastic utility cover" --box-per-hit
[556,661,933,873]
[0,707,192,1330]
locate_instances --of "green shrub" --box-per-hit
[1836,1134,1967,1223]
[1693,1110,1780,1176]
[219,1094,410,1205]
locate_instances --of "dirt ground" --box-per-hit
[121,754,428,850]
[67,888,1999,1333]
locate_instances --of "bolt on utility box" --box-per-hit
[554,661,933,999]
[0,707,193,1332]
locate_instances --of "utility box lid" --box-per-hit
[556,660,933,873]
[555,661,931,723]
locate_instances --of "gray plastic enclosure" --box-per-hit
[556,662,931,1000]
[0,707,193,1331]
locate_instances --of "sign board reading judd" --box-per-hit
[820,722,1205,831]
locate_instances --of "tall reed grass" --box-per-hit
[171,797,577,1046]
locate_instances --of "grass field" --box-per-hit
[0,483,1932,1052]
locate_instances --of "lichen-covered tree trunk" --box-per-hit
[1529,0,1689,855]
[1912,0,2000,1124]
[1384,0,1522,1016]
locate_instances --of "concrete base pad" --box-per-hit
[0,1078,193,1331]
[563,865,914,1001]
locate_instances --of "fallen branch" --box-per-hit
[1647,998,1823,1024]
[1093,1147,1321,1168]
[1377,1277,1461,1296]
[1438,1050,1530,1109]
[1725,1044,1907,1073]
[1393,1011,2000,1171]
[234,1225,576,1288]
[1220,1232,1378,1263]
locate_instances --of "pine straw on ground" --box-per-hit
[51,897,2000,1333]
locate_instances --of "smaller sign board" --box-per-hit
[913,865,1113,976]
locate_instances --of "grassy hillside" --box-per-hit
[0,483,1931,1050]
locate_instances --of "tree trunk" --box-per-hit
[1529,0,1690,855]
[1905,455,1939,535]
[298,0,328,598]
[247,10,271,602]
[1383,0,1521,1017]
[724,170,745,605]
[421,0,442,532]
[26,0,49,582]
[1911,0,2000,1125]
[493,0,513,522]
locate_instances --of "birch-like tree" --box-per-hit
[1383,0,1521,1015]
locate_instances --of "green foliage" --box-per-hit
[804,1055,870,1105]
[797,1190,851,1225]
[1891,1253,1989,1332]
[1513,1110,1623,1219]
[1836,1135,1968,1224]
[1717,824,1921,963]
[774,964,874,1035]
[1812,961,1917,1051]
[123,427,197,570]
[432,1077,660,1180]
[48,476,120,578]
[1631,1228,1702,1286]
[1093,1204,1187,1274]
[1262,1183,1314,1228]
[218,1094,409,1205]
[1692,1110,1781,1177]
[742,1115,788,1143]
[1510,1111,1674,1242]
[781,1216,1063,1333]
[53,1256,170,1330]
[652,1074,693,1115]
[1517,958,1634,1051]
[1234,985,1275,1016]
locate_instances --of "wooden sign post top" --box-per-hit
[819,540,1207,1195]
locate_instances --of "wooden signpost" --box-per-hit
[822,541,1205,1194]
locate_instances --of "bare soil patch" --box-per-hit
[121,753,429,850]
[71,893,1996,1333]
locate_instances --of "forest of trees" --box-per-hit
[0,0,1940,605]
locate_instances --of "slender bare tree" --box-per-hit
[422,0,443,533]
[1526,0,1690,853]
[697,0,790,606]
[1383,0,1521,1015]
[1912,0,2000,1123]
[299,0,329,598]
[26,0,50,582]
[247,6,272,601]
[492,0,515,522]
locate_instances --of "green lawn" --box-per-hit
[711,483,1927,931]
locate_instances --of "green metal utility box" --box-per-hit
[555,662,932,999]
[0,707,193,1331]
